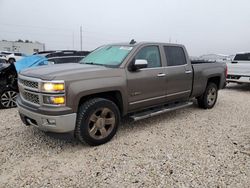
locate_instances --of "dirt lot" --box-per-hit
[0,83,250,187]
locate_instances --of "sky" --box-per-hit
[0,0,250,56]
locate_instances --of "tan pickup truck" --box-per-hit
[17,42,227,145]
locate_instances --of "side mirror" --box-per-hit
[131,59,148,71]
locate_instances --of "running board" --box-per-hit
[130,102,193,121]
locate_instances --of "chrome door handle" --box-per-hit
[185,70,192,74]
[157,73,166,77]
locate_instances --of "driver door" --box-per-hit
[126,45,167,111]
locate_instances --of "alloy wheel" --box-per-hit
[1,90,17,108]
[88,107,116,140]
[207,87,217,106]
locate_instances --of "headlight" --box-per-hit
[42,82,65,92]
[43,96,65,105]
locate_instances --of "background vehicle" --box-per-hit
[0,63,18,108]
[0,50,90,109]
[15,50,90,72]
[17,42,227,146]
[6,52,27,64]
[227,52,250,84]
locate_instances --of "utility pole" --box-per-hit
[72,32,75,50]
[80,26,83,51]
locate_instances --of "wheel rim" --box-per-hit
[207,87,217,106]
[1,91,17,108]
[88,107,116,140]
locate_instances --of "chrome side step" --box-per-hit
[130,102,193,121]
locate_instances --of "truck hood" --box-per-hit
[228,63,250,76]
[20,63,121,81]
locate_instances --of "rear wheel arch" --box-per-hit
[207,76,221,89]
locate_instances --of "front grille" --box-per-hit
[19,79,38,89]
[23,92,40,105]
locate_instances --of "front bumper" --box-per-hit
[18,104,76,133]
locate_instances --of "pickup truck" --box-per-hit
[17,42,227,145]
[227,52,250,84]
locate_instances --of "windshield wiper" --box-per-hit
[82,62,105,66]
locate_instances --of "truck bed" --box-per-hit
[191,61,226,98]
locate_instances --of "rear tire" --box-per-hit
[197,82,218,109]
[75,98,120,146]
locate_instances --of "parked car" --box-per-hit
[0,63,18,108]
[15,50,90,72]
[6,52,27,64]
[17,42,227,146]
[227,52,250,84]
[0,50,89,109]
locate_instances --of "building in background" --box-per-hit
[0,40,45,54]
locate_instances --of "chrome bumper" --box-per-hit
[227,77,250,84]
[18,105,76,133]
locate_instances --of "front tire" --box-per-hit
[0,88,18,109]
[75,98,120,146]
[197,82,218,109]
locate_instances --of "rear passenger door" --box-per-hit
[163,46,192,101]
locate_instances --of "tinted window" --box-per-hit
[164,46,187,66]
[49,57,82,64]
[14,53,22,56]
[135,46,161,68]
[234,53,250,61]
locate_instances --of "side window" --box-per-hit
[14,53,22,56]
[135,46,161,68]
[164,46,187,66]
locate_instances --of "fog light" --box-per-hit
[47,119,56,125]
[43,96,65,105]
[42,118,56,125]
[52,96,65,104]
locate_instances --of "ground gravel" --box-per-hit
[0,83,250,188]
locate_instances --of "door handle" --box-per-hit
[185,70,192,74]
[157,73,166,77]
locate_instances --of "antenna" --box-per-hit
[129,39,136,44]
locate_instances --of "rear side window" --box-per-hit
[14,53,22,56]
[135,46,161,68]
[164,46,187,66]
[234,53,250,61]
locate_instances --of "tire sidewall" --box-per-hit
[77,98,120,146]
[8,58,15,64]
[204,83,218,109]
[0,88,17,109]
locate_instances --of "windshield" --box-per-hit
[234,53,250,61]
[80,45,133,67]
